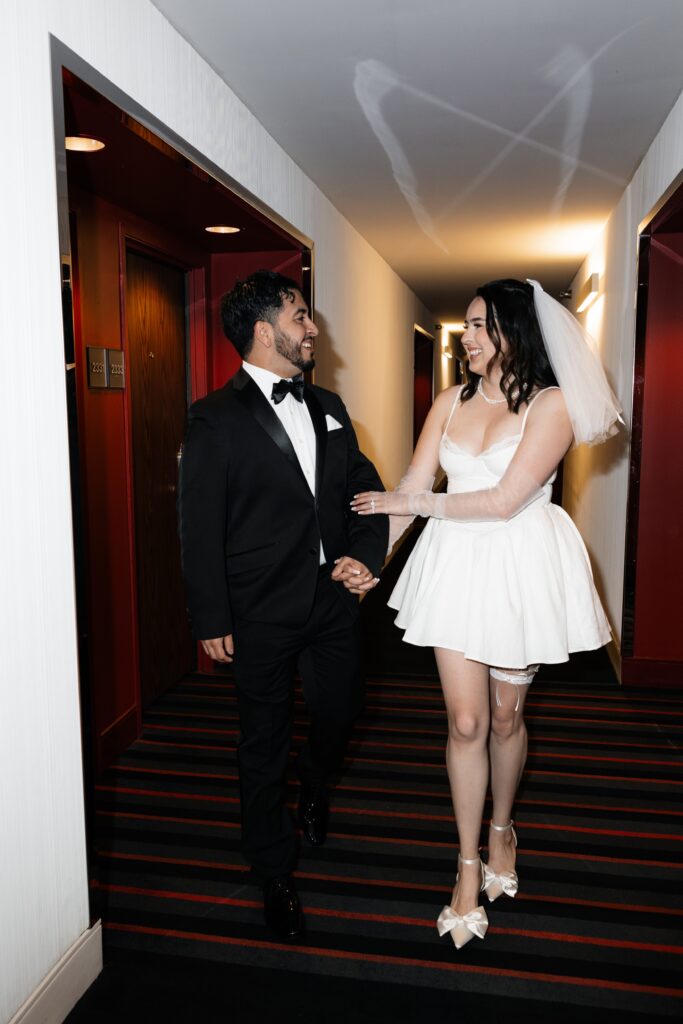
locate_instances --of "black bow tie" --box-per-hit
[271,375,305,404]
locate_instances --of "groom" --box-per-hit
[178,270,388,939]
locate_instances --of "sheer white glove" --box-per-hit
[351,465,435,551]
[387,465,435,549]
[406,463,544,521]
[352,389,573,524]
[352,475,541,522]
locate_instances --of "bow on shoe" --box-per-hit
[483,865,519,898]
[436,906,488,943]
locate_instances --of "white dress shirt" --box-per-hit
[242,361,325,563]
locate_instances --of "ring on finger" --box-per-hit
[370,498,375,512]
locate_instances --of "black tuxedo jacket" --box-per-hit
[178,368,389,640]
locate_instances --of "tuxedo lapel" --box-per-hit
[233,368,307,485]
[303,387,327,503]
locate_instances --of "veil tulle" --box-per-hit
[527,279,623,446]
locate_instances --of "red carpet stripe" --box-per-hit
[96,852,683,916]
[103,923,683,998]
[96,884,683,955]
[95,784,683,840]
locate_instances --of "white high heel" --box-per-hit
[483,820,518,901]
[436,855,489,950]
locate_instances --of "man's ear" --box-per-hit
[254,320,273,349]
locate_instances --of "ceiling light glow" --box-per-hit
[205,225,241,234]
[65,135,105,152]
[533,220,607,259]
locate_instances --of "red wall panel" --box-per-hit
[209,251,302,388]
[632,233,683,662]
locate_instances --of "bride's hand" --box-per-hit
[351,491,412,515]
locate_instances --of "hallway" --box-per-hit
[68,548,683,1022]
[6,5,683,1022]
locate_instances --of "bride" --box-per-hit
[352,278,621,950]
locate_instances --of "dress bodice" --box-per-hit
[439,388,557,512]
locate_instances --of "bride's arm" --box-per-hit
[386,387,458,549]
[354,389,572,523]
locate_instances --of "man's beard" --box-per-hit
[274,327,315,373]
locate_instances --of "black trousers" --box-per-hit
[231,568,361,882]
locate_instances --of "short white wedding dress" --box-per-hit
[388,388,611,668]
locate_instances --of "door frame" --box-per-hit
[50,36,314,259]
[51,39,315,723]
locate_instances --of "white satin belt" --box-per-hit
[436,906,488,940]
[483,865,519,897]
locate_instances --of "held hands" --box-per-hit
[351,491,413,516]
[201,634,234,663]
[199,561,380,659]
[331,556,379,594]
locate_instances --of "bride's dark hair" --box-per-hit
[461,278,558,412]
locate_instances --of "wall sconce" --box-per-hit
[439,322,463,360]
[576,272,600,313]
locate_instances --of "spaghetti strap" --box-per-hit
[520,386,560,437]
[443,386,463,435]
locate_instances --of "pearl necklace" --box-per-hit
[477,379,507,405]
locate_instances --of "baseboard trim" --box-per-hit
[9,921,102,1024]
[98,705,138,772]
[606,637,622,683]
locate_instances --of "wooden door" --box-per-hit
[126,248,195,706]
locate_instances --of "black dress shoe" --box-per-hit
[298,785,329,846]
[263,875,304,940]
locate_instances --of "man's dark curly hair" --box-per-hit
[461,278,558,413]
[220,270,302,358]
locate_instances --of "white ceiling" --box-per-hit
[152,0,683,319]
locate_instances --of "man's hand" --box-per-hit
[201,634,234,663]
[331,556,379,595]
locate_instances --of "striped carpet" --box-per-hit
[85,653,683,1021]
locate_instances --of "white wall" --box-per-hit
[0,2,432,1019]
[563,89,683,665]
[311,206,434,483]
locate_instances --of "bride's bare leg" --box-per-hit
[487,669,533,876]
[435,649,490,914]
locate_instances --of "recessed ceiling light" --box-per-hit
[65,136,105,152]
[205,225,241,234]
